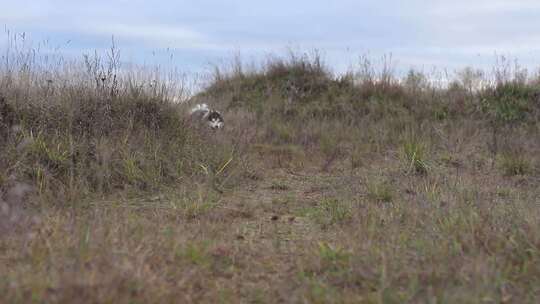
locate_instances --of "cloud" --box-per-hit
[81,23,218,50]
[1,0,539,73]
[429,0,540,15]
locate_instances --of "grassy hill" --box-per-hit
[1,47,539,303]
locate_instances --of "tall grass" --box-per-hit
[3,35,539,199]
[196,50,540,173]
[0,34,240,204]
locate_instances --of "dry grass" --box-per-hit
[1,40,540,303]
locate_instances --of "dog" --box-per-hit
[189,103,224,130]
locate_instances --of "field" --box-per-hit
[1,43,539,303]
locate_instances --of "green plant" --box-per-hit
[319,132,342,171]
[317,242,350,270]
[402,139,429,175]
[366,178,393,203]
[269,121,295,144]
[270,180,290,191]
[483,96,529,124]
[481,83,536,124]
[168,189,219,219]
[178,243,211,267]
[308,198,352,228]
[29,133,70,174]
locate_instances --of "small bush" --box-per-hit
[480,83,539,124]
[498,153,530,176]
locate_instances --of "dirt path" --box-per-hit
[205,167,359,298]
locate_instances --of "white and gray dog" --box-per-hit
[189,103,224,130]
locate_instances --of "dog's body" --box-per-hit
[189,103,224,130]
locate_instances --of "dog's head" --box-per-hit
[207,111,224,130]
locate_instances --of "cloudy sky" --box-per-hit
[1,0,540,75]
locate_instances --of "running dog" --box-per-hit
[189,103,224,130]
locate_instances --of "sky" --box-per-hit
[1,0,540,76]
